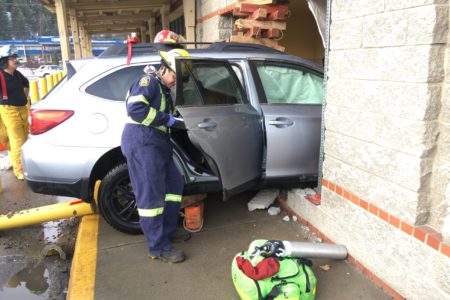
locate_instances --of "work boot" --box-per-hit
[148,248,185,263]
[170,228,191,243]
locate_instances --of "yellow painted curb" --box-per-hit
[67,214,99,300]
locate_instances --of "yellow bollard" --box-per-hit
[0,199,96,231]
[52,74,58,86]
[57,71,63,82]
[46,75,54,91]
[39,77,48,98]
[29,80,40,103]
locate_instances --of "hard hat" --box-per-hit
[159,48,191,74]
[0,45,17,60]
[154,30,185,44]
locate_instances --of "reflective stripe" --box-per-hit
[126,79,169,130]
[159,85,166,112]
[141,107,157,126]
[127,94,149,105]
[165,194,182,202]
[138,207,164,217]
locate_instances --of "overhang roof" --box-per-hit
[40,0,171,34]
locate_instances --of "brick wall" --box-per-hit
[288,0,450,299]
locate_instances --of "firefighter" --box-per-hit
[121,48,191,263]
[0,45,29,180]
[153,29,186,49]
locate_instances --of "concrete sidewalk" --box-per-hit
[91,192,392,300]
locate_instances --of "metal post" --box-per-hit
[29,81,39,103]
[39,77,48,98]
[46,75,54,91]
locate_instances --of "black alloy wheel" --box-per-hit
[98,163,142,234]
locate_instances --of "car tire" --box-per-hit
[98,162,142,234]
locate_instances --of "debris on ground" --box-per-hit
[303,188,317,196]
[282,215,290,222]
[247,190,279,211]
[292,216,298,222]
[320,264,331,271]
[295,187,321,206]
[267,206,281,216]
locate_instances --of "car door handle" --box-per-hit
[268,118,294,127]
[197,120,217,130]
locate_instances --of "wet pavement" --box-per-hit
[0,165,79,300]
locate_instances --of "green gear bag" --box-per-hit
[231,240,317,300]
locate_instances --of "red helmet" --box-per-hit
[154,30,184,44]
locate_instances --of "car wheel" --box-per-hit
[98,162,142,234]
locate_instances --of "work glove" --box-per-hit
[167,114,176,127]
[166,114,186,130]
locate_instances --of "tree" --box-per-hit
[0,0,58,39]
[38,7,57,36]
[10,3,29,39]
[0,4,10,39]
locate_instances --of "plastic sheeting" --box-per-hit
[306,0,328,46]
[256,64,323,105]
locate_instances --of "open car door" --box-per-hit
[174,58,264,199]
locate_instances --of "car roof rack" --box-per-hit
[98,41,285,58]
[206,42,284,54]
[98,43,173,57]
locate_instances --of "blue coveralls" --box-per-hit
[121,74,184,256]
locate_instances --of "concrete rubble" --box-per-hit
[267,206,281,216]
[247,189,279,211]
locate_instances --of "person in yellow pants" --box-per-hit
[0,45,29,180]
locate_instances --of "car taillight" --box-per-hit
[30,110,74,135]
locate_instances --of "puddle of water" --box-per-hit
[2,263,49,299]
[0,258,68,300]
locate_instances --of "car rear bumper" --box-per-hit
[22,137,106,199]
[26,177,91,200]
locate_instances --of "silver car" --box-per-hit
[22,42,323,233]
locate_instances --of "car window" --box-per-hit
[254,61,323,105]
[85,65,148,101]
[178,60,245,106]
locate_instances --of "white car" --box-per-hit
[22,42,323,233]
[34,65,62,77]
